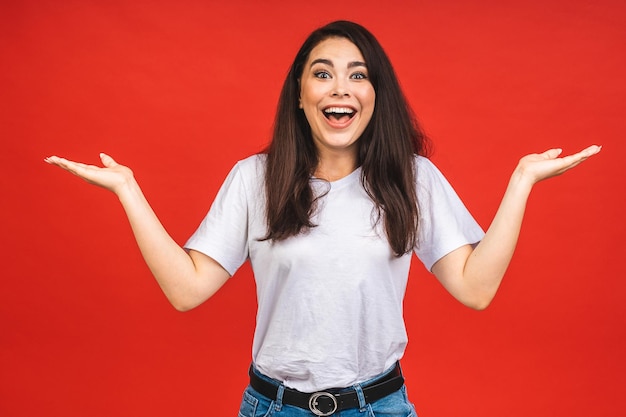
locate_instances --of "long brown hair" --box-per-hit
[263,20,429,256]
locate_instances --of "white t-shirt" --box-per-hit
[185,154,484,392]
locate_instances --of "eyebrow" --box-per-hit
[310,58,367,69]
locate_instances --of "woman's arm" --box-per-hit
[431,145,601,310]
[45,153,230,311]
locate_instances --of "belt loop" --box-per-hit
[274,384,285,411]
[354,384,367,411]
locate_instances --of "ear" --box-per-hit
[297,78,303,109]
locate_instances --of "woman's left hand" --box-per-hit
[515,144,601,185]
[433,143,601,310]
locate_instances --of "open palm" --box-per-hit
[44,153,134,195]
[517,145,601,185]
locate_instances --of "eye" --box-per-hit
[350,72,368,80]
[314,70,331,79]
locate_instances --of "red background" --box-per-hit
[1,1,624,416]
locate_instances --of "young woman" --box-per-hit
[45,20,600,417]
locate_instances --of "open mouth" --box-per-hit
[323,107,356,123]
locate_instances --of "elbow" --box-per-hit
[167,295,202,312]
[165,286,221,312]
[171,302,196,312]
[160,267,228,312]
[468,299,492,311]
[462,278,503,310]
[463,292,496,311]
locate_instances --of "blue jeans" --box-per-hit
[238,364,418,417]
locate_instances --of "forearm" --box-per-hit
[44,154,227,310]
[462,170,534,305]
[434,146,600,310]
[116,179,222,310]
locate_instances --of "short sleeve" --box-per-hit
[414,157,485,271]
[184,162,250,276]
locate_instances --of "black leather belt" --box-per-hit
[248,363,404,416]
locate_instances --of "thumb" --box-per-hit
[542,148,563,160]
[99,152,118,168]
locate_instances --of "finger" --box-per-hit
[541,148,563,160]
[558,145,601,166]
[99,153,119,168]
[46,156,84,170]
[45,156,98,179]
[580,144,602,157]
[44,156,75,170]
[44,155,63,165]
[548,146,600,176]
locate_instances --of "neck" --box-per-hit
[314,153,358,182]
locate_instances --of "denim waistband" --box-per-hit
[250,361,402,392]
[249,362,404,414]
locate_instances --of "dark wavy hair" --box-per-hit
[263,20,429,256]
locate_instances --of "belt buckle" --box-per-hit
[308,391,338,416]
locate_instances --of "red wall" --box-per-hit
[2,1,624,416]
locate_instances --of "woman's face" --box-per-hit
[299,37,375,159]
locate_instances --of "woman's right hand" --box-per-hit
[45,153,134,195]
[45,152,231,310]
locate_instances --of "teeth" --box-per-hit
[324,107,354,114]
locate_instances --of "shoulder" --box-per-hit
[413,155,444,183]
[235,153,266,171]
[413,154,444,169]
[226,154,267,193]
[230,154,266,179]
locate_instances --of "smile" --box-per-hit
[323,106,356,123]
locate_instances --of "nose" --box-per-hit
[331,78,350,97]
